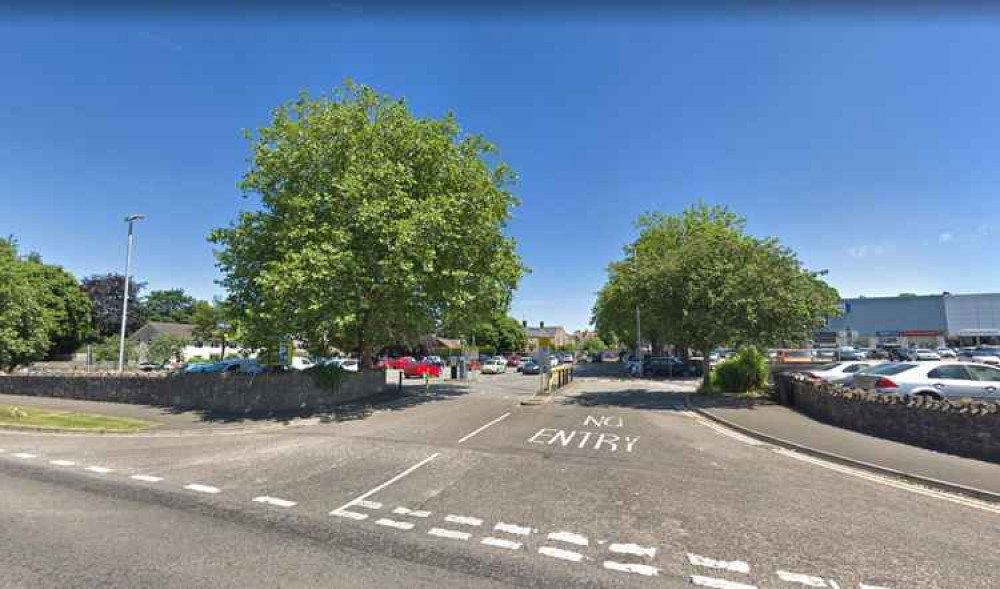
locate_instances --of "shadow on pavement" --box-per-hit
[559,388,688,410]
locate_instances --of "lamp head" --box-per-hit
[125,214,145,223]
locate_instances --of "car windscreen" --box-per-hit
[866,363,917,376]
[816,363,842,371]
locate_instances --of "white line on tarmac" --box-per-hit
[547,531,588,546]
[184,484,221,494]
[375,518,415,530]
[457,412,511,443]
[428,527,471,541]
[331,510,368,520]
[687,413,764,446]
[50,460,76,466]
[775,571,829,587]
[393,507,431,518]
[494,522,532,535]
[13,452,36,459]
[131,475,164,483]
[85,466,113,474]
[330,452,440,516]
[608,543,656,558]
[859,584,892,589]
[773,448,1000,515]
[690,575,757,589]
[445,514,483,526]
[356,500,383,510]
[603,561,660,576]
[688,553,751,574]
[252,496,296,508]
[481,537,522,550]
[538,546,584,562]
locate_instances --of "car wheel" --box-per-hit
[913,391,942,401]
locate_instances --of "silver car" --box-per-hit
[852,361,1000,401]
[804,361,884,385]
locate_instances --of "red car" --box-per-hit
[403,360,442,378]
[506,356,521,368]
[376,356,414,370]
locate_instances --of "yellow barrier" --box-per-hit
[542,365,575,393]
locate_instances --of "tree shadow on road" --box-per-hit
[558,388,689,411]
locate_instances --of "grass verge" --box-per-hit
[0,404,157,432]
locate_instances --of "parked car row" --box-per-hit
[851,361,1000,400]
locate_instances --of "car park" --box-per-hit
[803,361,883,385]
[506,356,521,370]
[640,356,696,378]
[958,347,1000,366]
[936,347,957,359]
[138,361,163,372]
[520,360,542,375]
[775,349,814,363]
[851,361,1000,400]
[403,359,442,378]
[911,348,941,361]
[481,359,508,374]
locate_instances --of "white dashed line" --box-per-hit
[49,460,76,466]
[457,411,511,443]
[609,543,657,558]
[445,514,483,527]
[538,546,584,562]
[331,510,368,521]
[375,518,415,530]
[85,466,113,474]
[356,500,382,510]
[689,414,764,446]
[184,484,221,494]
[688,553,751,574]
[393,507,431,518]
[131,475,164,483]
[329,452,440,516]
[776,571,829,587]
[428,527,472,541]
[547,531,589,546]
[481,537,522,550]
[252,496,296,508]
[494,522,532,535]
[690,575,757,589]
[603,561,660,576]
[859,585,892,589]
[13,452,37,459]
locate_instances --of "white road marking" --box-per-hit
[457,411,511,443]
[252,496,296,508]
[375,518,415,530]
[329,452,440,516]
[687,553,751,574]
[494,522,532,535]
[690,575,757,589]
[776,570,829,587]
[538,546,584,562]
[603,561,660,576]
[393,506,431,518]
[50,460,76,466]
[428,527,472,541]
[688,413,764,446]
[445,514,483,527]
[13,452,37,459]
[609,543,657,558]
[131,475,164,483]
[331,510,368,521]
[184,484,221,494]
[774,448,1000,515]
[356,500,383,510]
[859,585,892,589]
[547,531,589,546]
[481,537,522,550]
[85,466,113,474]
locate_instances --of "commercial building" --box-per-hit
[819,293,1000,348]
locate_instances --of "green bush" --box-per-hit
[711,345,768,393]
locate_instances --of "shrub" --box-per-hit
[711,345,768,393]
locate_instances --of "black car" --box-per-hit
[642,356,696,378]
[521,360,542,375]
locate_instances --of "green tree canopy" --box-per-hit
[211,82,525,366]
[463,315,527,355]
[593,203,841,389]
[0,239,52,371]
[146,334,190,364]
[142,289,197,323]
[81,273,145,338]
[22,253,93,358]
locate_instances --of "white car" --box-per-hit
[804,361,884,385]
[549,356,560,367]
[481,359,507,374]
[852,361,1000,401]
[958,348,1000,366]
[936,348,957,359]
[911,348,941,361]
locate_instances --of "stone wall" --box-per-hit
[777,373,1000,463]
[0,369,389,415]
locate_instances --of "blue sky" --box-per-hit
[3,13,999,332]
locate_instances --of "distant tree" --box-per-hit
[0,238,52,371]
[146,334,190,364]
[210,82,525,367]
[580,336,608,355]
[141,289,197,323]
[93,336,137,363]
[81,274,145,338]
[21,254,94,358]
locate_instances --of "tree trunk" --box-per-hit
[360,340,374,370]
[701,348,712,392]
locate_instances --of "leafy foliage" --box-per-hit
[462,315,528,355]
[146,334,191,364]
[0,239,52,371]
[711,346,769,393]
[142,289,197,323]
[81,273,145,338]
[211,82,525,366]
[580,336,608,355]
[21,253,94,358]
[92,336,138,363]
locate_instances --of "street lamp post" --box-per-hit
[117,214,145,372]
[635,303,642,377]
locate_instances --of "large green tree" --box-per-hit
[594,203,840,390]
[211,83,525,367]
[463,315,527,355]
[80,273,145,338]
[0,239,52,371]
[22,253,94,358]
[142,289,197,323]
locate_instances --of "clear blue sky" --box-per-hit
[3,12,999,332]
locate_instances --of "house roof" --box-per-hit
[526,326,565,338]
[130,321,195,342]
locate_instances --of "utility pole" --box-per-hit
[117,214,144,373]
[635,303,642,377]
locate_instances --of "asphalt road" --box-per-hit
[1,364,997,588]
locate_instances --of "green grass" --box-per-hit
[0,404,157,432]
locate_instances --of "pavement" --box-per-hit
[1,363,998,588]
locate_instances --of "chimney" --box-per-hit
[540,321,545,328]
[522,320,527,328]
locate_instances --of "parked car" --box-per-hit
[506,356,521,369]
[560,353,575,364]
[138,361,163,372]
[935,347,957,359]
[640,356,696,378]
[291,356,316,370]
[852,361,1000,400]
[803,361,883,385]
[403,359,442,378]
[814,349,837,360]
[520,360,542,375]
[481,359,508,374]
[775,349,814,364]
[376,356,413,370]
[911,348,942,361]
[548,355,560,367]
[836,346,866,360]
[958,348,1000,366]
